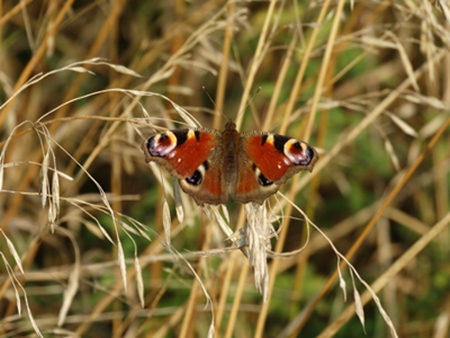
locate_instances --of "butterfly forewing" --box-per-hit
[242,133,318,183]
[142,128,219,179]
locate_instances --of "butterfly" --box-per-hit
[142,121,319,205]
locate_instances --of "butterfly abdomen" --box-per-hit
[221,125,240,192]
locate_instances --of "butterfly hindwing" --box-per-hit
[180,150,228,205]
[232,152,280,204]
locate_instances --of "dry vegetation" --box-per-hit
[1,0,450,337]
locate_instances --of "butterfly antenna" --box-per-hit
[202,86,231,126]
[235,87,261,127]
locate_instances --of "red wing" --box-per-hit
[242,133,318,183]
[180,160,227,205]
[232,158,278,204]
[142,129,219,179]
[142,128,227,205]
[143,127,318,206]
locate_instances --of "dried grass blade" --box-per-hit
[386,31,420,91]
[220,204,230,223]
[4,255,43,337]
[419,114,449,138]
[117,240,127,291]
[58,265,79,327]
[1,229,24,274]
[210,207,233,238]
[337,258,347,301]
[1,253,22,315]
[163,200,172,246]
[83,219,106,238]
[23,286,43,337]
[405,93,449,110]
[244,203,270,301]
[134,256,145,308]
[174,181,184,223]
[384,139,401,172]
[57,229,80,327]
[66,66,95,75]
[52,169,60,210]
[385,112,418,137]
[352,272,365,331]
[0,120,32,190]
[99,62,142,77]
[0,156,3,191]
[437,0,450,21]
[361,36,397,49]
[40,150,50,207]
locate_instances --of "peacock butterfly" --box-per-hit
[142,121,318,205]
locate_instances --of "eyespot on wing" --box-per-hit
[243,133,318,182]
[142,129,219,178]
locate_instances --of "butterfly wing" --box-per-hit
[142,128,227,205]
[142,125,318,206]
[231,152,277,204]
[179,145,228,205]
[232,132,318,204]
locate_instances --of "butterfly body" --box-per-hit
[142,122,318,205]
